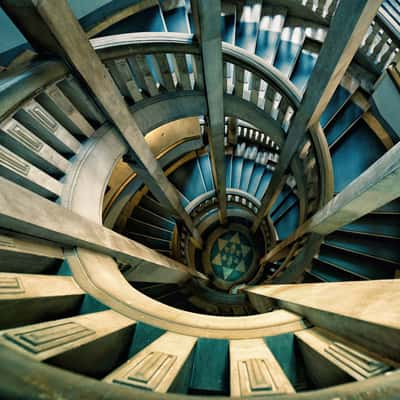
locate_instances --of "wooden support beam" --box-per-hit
[1,0,202,248]
[388,63,400,88]
[308,139,400,235]
[191,0,227,224]
[363,111,394,150]
[272,233,324,284]
[261,138,400,272]
[252,0,383,232]
[260,224,311,266]
[350,90,394,150]
[227,117,238,145]
[0,178,206,284]
[246,279,400,362]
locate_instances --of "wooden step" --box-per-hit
[15,100,80,156]
[0,273,84,329]
[104,331,196,392]
[230,338,295,396]
[0,231,63,274]
[0,117,70,176]
[0,310,135,378]
[37,84,95,139]
[295,327,394,387]
[0,144,63,199]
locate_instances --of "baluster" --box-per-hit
[153,53,175,92]
[315,0,327,18]
[263,83,277,118]
[276,96,290,126]
[234,65,246,98]
[237,125,242,139]
[285,106,295,130]
[113,58,144,102]
[132,54,159,97]
[248,128,254,142]
[361,25,372,48]
[254,130,259,142]
[224,62,232,94]
[105,60,129,97]
[192,54,204,91]
[228,117,238,145]
[325,0,339,19]
[377,40,396,71]
[249,73,261,106]
[172,53,192,90]
[315,0,324,17]
[370,29,388,64]
[362,22,380,54]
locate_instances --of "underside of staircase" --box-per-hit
[0,0,400,399]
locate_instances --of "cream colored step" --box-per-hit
[0,145,63,198]
[0,272,84,329]
[104,331,196,392]
[0,117,70,176]
[230,338,295,397]
[15,99,80,156]
[295,327,395,387]
[0,231,63,274]
[37,84,95,139]
[0,310,136,377]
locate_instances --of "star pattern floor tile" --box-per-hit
[210,231,254,281]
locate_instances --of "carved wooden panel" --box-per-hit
[0,147,30,176]
[0,234,15,248]
[46,86,75,115]
[0,276,24,294]
[325,342,390,378]
[26,103,58,132]
[113,351,177,391]
[4,321,95,353]
[3,120,44,152]
[238,358,281,396]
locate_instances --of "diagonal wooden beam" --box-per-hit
[252,0,383,233]
[363,111,394,150]
[1,0,202,248]
[261,138,400,268]
[191,0,227,224]
[308,138,400,235]
[0,177,206,284]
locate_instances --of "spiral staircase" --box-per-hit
[0,0,400,398]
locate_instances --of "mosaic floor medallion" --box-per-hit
[210,230,254,282]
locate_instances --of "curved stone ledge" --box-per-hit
[61,123,127,223]
[67,246,307,339]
